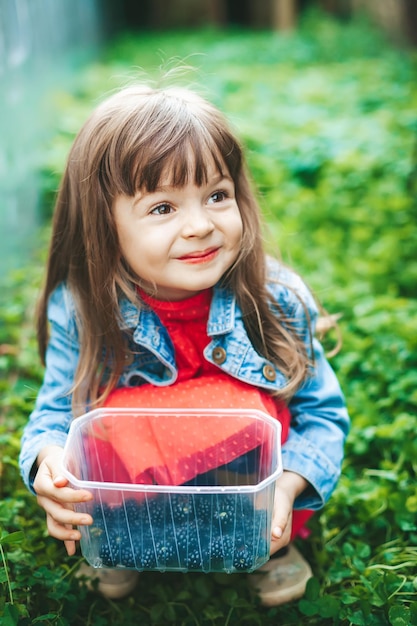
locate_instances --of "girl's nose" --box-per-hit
[181,207,215,238]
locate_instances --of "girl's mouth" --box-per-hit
[177,247,220,264]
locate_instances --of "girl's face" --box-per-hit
[113,160,243,301]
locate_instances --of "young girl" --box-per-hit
[19,83,349,606]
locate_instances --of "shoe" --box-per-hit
[249,544,313,607]
[77,563,139,599]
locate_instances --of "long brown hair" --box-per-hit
[37,84,311,412]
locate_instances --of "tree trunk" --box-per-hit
[271,0,297,31]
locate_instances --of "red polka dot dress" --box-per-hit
[106,289,288,424]
[100,288,312,537]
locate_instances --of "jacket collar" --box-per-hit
[118,282,236,337]
[207,284,235,335]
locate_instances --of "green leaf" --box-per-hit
[0,531,24,546]
[0,603,19,626]
[343,543,355,557]
[405,496,417,513]
[347,610,368,626]
[163,603,177,622]
[304,576,320,601]
[317,596,341,618]
[222,589,239,605]
[32,615,60,624]
[150,603,166,623]
[341,593,361,605]
[388,605,412,626]
[299,599,319,617]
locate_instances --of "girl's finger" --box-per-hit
[46,515,81,541]
[52,475,69,488]
[37,483,93,503]
[38,496,92,527]
[64,539,77,556]
[272,526,283,540]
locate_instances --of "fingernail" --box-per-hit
[273,526,283,538]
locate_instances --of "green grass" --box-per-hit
[1,9,417,625]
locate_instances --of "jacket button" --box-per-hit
[212,346,227,364]
[263,364,276,381]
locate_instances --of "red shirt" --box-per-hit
[140,288,218,382]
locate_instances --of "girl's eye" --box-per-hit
[208,190,227,204]
[150,203,173,215]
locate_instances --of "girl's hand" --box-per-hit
[270,483,293,554]
[33,445,93,556]
[269,471,309,556]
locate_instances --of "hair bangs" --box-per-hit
[119,112,241,195]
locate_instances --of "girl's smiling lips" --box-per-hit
[177,247,220,264]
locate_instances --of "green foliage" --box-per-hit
[1,9,417,626]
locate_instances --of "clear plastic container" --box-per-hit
[62,408,282,573]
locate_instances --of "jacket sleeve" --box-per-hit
[19,284,79,493]
[277,271,350,510]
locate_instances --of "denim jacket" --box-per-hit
[19,259,350,509]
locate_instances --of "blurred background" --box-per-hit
[1,3,417,623]
[1,0,416,278]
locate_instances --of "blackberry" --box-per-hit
[219,532,235,552]
[186,520,201,548]
[175,524,199,554]
[119,542,136,568]
[232,516,251,547]
[213,496,236,527]
[139,545,157,569]
[91,505,103,527]
[154,540,178,568]
[93,491,267,572]
[123,498,144,529]
[92,503,115,530]
[233,544,254,571]
[173,524,189,553]
[238,495,255,517]
[219,533,236,567]
[139,512,153,536]
[195,495,213,523]
[98,504,146,566]
[169,494,195,524]
[99,540,117,567]
[202,536,224,565]
[172,520,204,568]
[172,530,188,568]
[99,528,128,566]
[144,495,166,527]
[200,530,234,567]
[184,548,203,570]
[111,503,131,528]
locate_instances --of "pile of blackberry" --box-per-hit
[90,493,268,572]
